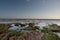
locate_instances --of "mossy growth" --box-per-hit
[42,28,60,40]
[8,31,25,37]
[24,23,40,31]
[0,37,2,40]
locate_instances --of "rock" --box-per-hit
[25,31,42,40]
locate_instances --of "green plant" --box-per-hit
[0,37,2,40]
[42,28,60,40]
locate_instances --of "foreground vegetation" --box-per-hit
[0,23,60,40]
[42,28,60,40]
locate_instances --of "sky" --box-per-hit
[0,0,60,19]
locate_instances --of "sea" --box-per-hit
[0,19,60,36]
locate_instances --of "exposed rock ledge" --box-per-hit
[0,31,42,40]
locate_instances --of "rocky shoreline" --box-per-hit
[0,23,42,40]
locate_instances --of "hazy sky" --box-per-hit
[0,0,60,19]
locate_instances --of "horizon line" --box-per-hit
[0,18,60,19]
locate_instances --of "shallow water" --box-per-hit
[1,19,60,36]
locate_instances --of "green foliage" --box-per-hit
[0,30,6,34]
[0,24,11,34]
[0,37,2,40]
[43,33,60,40]
[48,24,60,30]
[24,23,40,30]
[49,24,58,27]
[34,26,40,30]
[9,31,25,37]
[43,28,52,33]
[1,23,60,40]
[28,23,35,27]
[42,28,60,40]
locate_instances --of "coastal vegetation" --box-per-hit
[0,23,60,40]
[42,28,60,40]
[24,23,40,30]
[48,24,60,30]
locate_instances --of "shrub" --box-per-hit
[42,28,60,40]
